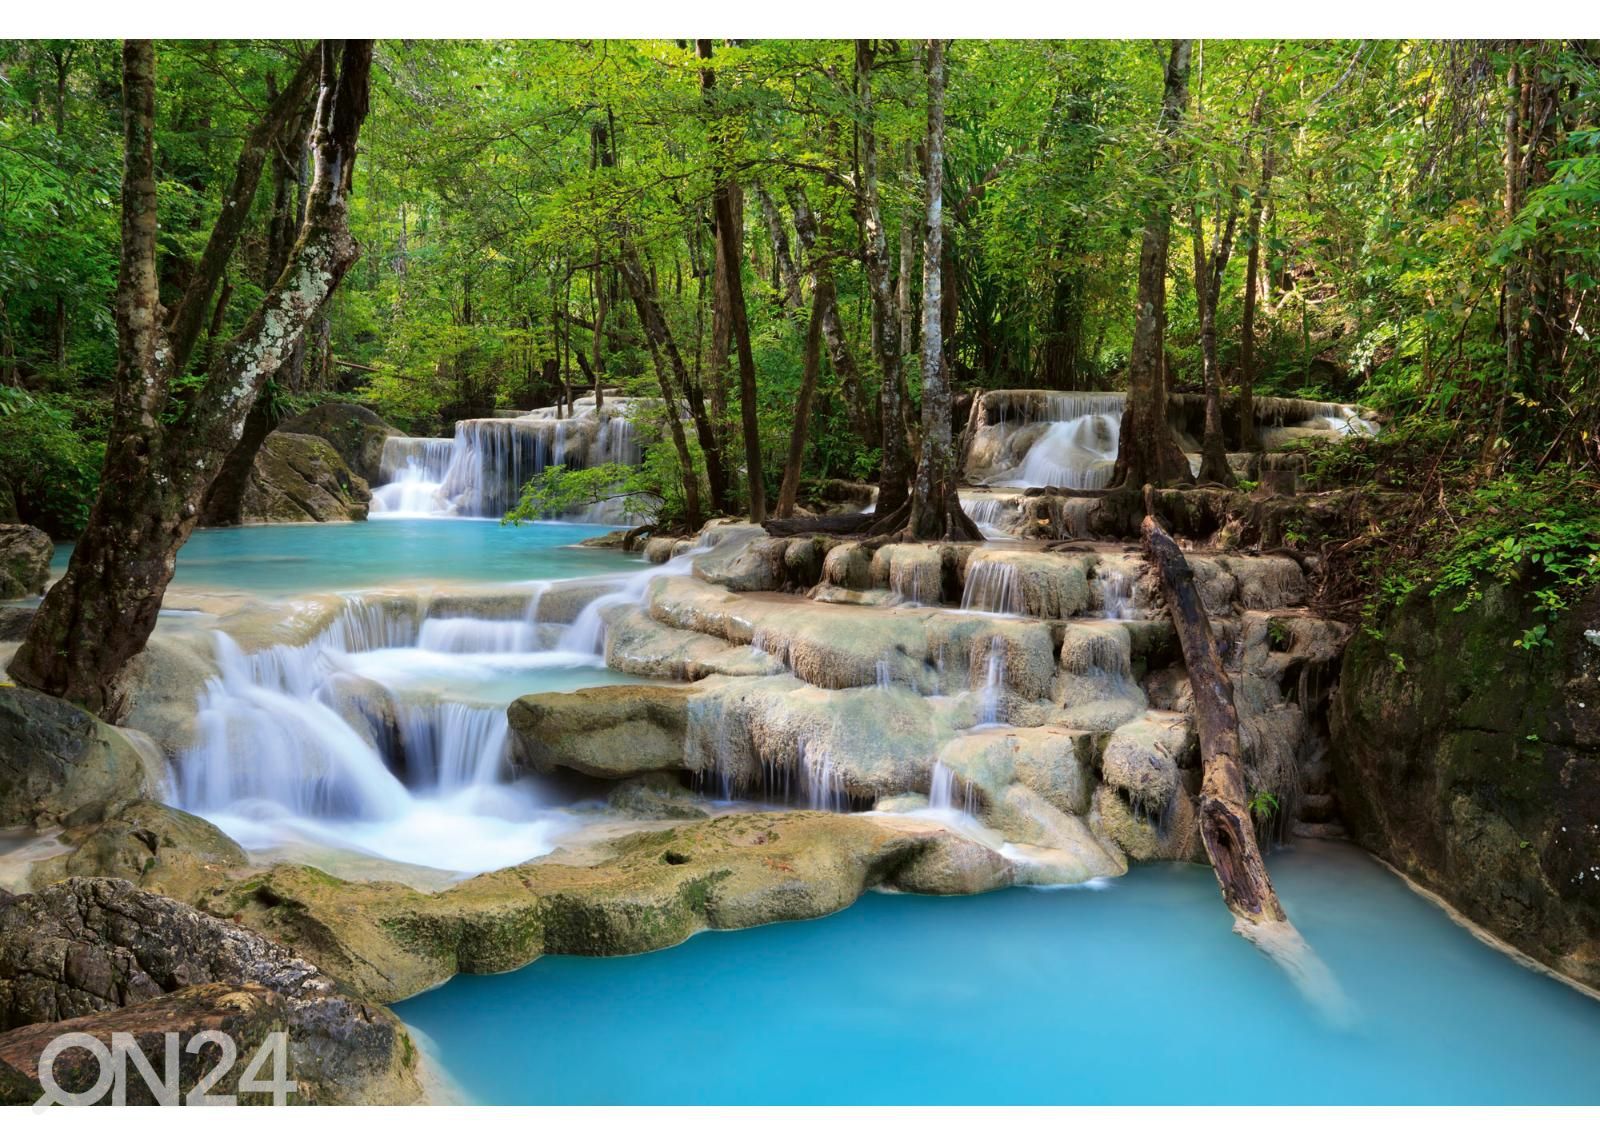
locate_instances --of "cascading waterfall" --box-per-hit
[976,637,1007,726]
[929,760,978,818]
[178,581,614,874]
[960,558,1024,615]
[369,397,648,523]
[1007,413,1120,490]
[559,549,704,657]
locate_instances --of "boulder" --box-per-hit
[276,402,400,486]
[0,687,160,829]
[198,811,931,1003]
[27,802,246,902]
[0,878,422,1104]
[604,774,710,821]
[1332,582,1600,990]
[508,684,693,779]
[0,524,51,599]
[240,432,371,524]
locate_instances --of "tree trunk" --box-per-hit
[775,281,826,519]
[756,185,804,313]
[10,40,373,720]
[200,99,317,527]
[855,40,912,518]
[1238,140,1273,452]
[1111,40,1193,490]
[618,247,704,529]
[906,41,979,543]
[1140,501,1285,929]
[163,48,321,378]
[699,41,764,521]
[1190,204,1235,486]
[789,185,875,448]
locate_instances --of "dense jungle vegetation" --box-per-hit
[2,39,1598,686]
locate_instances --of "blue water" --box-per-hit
[396,840,1600,1104]
[49,518,636,595]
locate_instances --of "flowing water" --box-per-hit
[395,839,1600,1104]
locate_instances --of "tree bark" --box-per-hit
[855,40,912,518]
[1140,500,1286,930]
[1238,139,1273,452]
[200,96,318,528]
[1111,41,1193,490]
[618,247,704,528]
[1190,201,1237,486]
[789,185,875,448]
[164,48,320,378]
[775,280,826,520]
[906,40,979,542]
[699,40,765,523]
[11,40,373,720]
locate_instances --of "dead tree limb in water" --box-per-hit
[1140,490,1285,928]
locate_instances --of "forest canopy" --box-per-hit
[1,37,1597,573]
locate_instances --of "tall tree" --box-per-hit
[698,40,766,522]
[906,41,979,542]
[10,40,373,719]
[1112,40,1193,490]
[855,40,913,518]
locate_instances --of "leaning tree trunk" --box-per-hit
[1141,499,1284,928]
[11,40,373,720]
[618,248,705,529]
[201,97,319,527]
[1111,40,1193,490]
[906,40,980,543]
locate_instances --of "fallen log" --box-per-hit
[762,512,879,538]
[1139,487,1285,929]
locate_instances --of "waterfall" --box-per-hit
[960,558,1024,616]
[929,760,978,818]
[369,397,650,523]
[559,549,704,656]
[372,437,455,516]
[977,637,1007,726]
[177,582,593,875]
[1008,414,1119,490]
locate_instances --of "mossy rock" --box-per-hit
[1331,581,1600,989]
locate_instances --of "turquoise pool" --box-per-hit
[49,517,637,595]
[396,840,1600,1104]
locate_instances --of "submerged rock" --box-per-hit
[0,524,51,599]
[0,877,422,1103]
[1332,582,1600,990]
[241,432,371,524]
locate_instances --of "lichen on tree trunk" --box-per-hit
[9,40,374,720]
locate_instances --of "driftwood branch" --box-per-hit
[1140,486,1285,928]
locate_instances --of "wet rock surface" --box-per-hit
[1333,582,1600,990]
[0,878,422,1104]
[0,687,160,829]
[241,432,371,524]
[0,524,51,599]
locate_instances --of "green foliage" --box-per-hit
[1247,790,1280,820]
[0,386,104,536]
[503,463,658,526]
